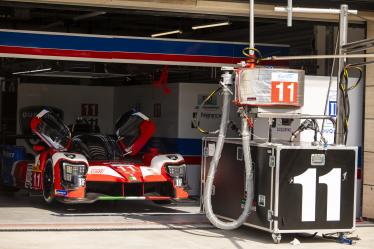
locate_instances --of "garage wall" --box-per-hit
[113,84,179,138]
[363,21,374,219]
[17,83,115,137]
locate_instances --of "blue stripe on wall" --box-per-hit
[0,31,289,58]
[146,137,202,156]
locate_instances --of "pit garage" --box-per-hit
[0,0,374,248]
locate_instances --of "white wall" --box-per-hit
[17,83,115,140]
[114,84,179,138]
[178,83,224,139]
[300,75,363,146]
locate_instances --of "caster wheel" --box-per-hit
[272,233,282,244]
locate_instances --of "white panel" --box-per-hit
[17,83,115,152]
[113,84,179,138]
[300,75,363,147]
[178,83,223,139]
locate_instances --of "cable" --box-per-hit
[356,14,374,24]
[337,65,363,144]
[321,28,339,141]
[345,65,363,91]
[348,60,374,67]
[192,86,222,135]
[290,119,327,144]
[242,47,262,63]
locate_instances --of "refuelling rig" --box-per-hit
[193,1,374,243]
[198,61,357,243]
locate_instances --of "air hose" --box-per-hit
[203,70,254,230]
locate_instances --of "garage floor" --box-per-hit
[0,190,373,249]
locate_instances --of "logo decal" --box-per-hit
[55,189,68,196]
[167,155,178,160]
[64,154,76,159]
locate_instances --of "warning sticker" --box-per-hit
[271,72,298,82]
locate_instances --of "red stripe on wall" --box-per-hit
[0,45,289,66]
[0,45,242,64]
[183,156,202,165]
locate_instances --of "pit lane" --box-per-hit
[2,189,374,249]
[0,189,209,231]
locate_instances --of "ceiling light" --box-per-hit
[12,68,52,75]
[192,21,230,30]
[73,11,106,21]
[151,30,182,38]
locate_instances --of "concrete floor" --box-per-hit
[0,190,373,249]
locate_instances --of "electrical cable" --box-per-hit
[337,65,363,144]
[242,47,262,63]
[321,29,339,141]
[356,14,374,24]
[348,60,374,67]
[192,86,222,135]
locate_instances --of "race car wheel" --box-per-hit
[42,159,55,204]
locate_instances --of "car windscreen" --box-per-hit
[116,114,144,148]
[35,111,71,150]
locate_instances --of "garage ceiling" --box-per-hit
[2,0,373,23]
[256,0,374,11]
[0,1,367,85]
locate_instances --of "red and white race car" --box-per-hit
[10,109,188,203]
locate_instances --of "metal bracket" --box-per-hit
[269,155,275,168]
[267,210,278,221]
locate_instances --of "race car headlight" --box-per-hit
[166,164,186,178]
[61,162,87,186]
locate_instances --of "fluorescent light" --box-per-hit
[12,68,52,75]
[192,21,230,30]
[151,30,182,38]
[73,11,106,21]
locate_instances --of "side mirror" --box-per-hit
[33,145,46,153]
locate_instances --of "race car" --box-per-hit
[4,109,188,203]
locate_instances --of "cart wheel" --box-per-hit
[272,233,282,244]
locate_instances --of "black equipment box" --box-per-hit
[201,138,357,243]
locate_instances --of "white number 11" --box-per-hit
[293,168,342,222]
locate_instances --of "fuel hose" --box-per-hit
[203,70,254,230]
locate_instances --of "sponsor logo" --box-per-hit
[64,154,76,159]
[129,175,137,181]
[329,101,337,117]
[24,164,33,189]
[55,189,68,196]
[89,168,105,174]
[276,127,291,132]
[167,155,179,160]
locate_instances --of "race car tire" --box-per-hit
[152,200,172,205]
[42,158,55,204]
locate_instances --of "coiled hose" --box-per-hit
[203,72,254,230]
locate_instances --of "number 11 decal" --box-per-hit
[271,81,298,104]
[293,168,342,222]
